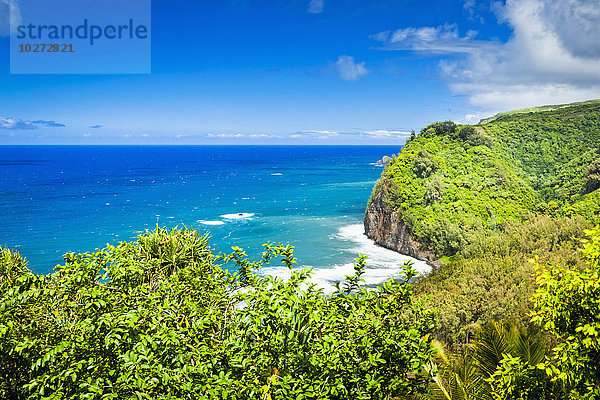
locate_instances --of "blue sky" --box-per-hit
[1,0,599,144]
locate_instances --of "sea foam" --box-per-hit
[220,213,255,219]
[260,223,431,295]
[197,220,226,226]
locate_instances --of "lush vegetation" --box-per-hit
[425,225,600,400]
[0,227,436,399]
[3,100,600,398]
[374,100,600,257]
[370,100,600,347]
[2,225,600,399]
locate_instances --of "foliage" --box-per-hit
[481,226,600,399]
[585,158,600,194]
[526,225,600,398]
[458,127,494,148]
[413,151,438,179]
[424,175,444,205]
[375,100,600,258]
[371,100,600,349]
[0,226,436,400]
[488,354,557,400]
[427,320,561,400]
[421,121,457,139]
[414,215,590,346]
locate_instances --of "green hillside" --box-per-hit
[478,98,600,123]
[370,100,600,345]
[373,100,600,257]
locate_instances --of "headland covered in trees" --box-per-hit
[2,99,600,399]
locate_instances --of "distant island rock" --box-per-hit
[374,155,393,166]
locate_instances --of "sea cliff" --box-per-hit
[364,191,440,268]
[362,99,600,344]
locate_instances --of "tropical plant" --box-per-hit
[428,321,561,400]
[0,226,437,399]
[373,100,600,346]
[527,225,600,398]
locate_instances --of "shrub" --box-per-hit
[413,150,437,179]
[584,158,600,194]
[528,225,600,398]
[424,175,444,204]
[420,121,457,138]
[0,227,437,400]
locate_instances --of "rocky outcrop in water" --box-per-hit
[364,191,440,268]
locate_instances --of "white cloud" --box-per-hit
[299,130,340,136]
[463,0,476,16]
[0,117,34,130]
[463,0,486,22]
[373,24,493,55]
[291,130,339,140]
[527,0,600,59]
[207,133,245,138]
[206,133,282,139]
[308,0,324,13]
[0,0,22,37]
[290,129,409,140]
[373,0,600,111]
[335,55,368,81]
[0,117,65,130]
[361,130,411,139]
[457,112,488,124]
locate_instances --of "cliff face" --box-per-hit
[364,191,440,268]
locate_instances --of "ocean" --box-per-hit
[0,145,429,292]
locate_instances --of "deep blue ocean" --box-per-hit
[0,146,428,292]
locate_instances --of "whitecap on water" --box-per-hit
[197,220,226,226]
[220,213,255,220]
[260,223,431,295]
[271,173,283,176]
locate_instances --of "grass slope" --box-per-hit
[478,98,600,123]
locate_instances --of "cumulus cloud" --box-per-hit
[0,0,22,37]
[0,117,66,130]
[530,0,600,59]
[308,0,324,13]
[373,0,600,111]
[335,55,368,81]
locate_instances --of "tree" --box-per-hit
[424,175,444,204]
[527,225,600,398]
[413,150,437,179]
[584,158,600,194]
[429,320,560,400]
[0,226,437,399]
[420,121,457,138]
[487,226,600,399]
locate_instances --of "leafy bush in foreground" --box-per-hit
[486,225,600,399]
[0,227,436,400]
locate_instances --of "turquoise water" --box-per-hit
[0,146,429,291]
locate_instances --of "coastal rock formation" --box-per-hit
[364,191,440,268]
